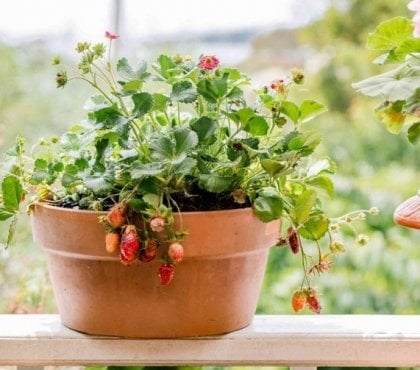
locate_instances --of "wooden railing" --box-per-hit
[1,314,420,368]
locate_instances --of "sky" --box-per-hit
[0,0,327,43]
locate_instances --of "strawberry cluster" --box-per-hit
[102,203,184,285]
[291,288,322,314]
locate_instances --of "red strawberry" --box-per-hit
[306,289,322,314]
[168,242,184,263]
[287,227,301,254]
[291,290,307,313]
[139,239,159,262]
[150,216,166,233]
[120,225,140,265]
[107,204,126,228]
[105,231,120,254]
[158,263,175,285]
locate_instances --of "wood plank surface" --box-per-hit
[0,315,420,367]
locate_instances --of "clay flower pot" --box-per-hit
[393,194,420,230]
[31,202,280,338]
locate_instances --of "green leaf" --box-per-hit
[226,86,244,100]
[75,158,89,171]
[130,162,164,178]
[299,214,330,241]
[150,136,175,161]
[213,73,228,97]
[0,207,15,221]
[34,158,48,170]
[236,107,255,123]
[120,148,138,160]
[61,174,78,187]
[306,175,334,198]
[154,55,176,79]
[61,164,79,187]
[408,122,420,144]
[152,93,169,112]
[60,132,84,156]
[198,174,233,193]
[299,100,327,124]
[292,189,317,224]
[367,17,413,51]
[173,126,199,156]
[93,106,122,123]
[122,80,141,92]
[1,175,23,211]
[170,81,198,103]
[132,92,153,117]
[352,65,420,101]
[84,174,113,193]
[373,50,406,65]
[253,187,283,222]
[30,169,49,185]
[143,193,160,208]
[197,79,219,103]
[307,158,336,177]
[224,68,242,81]
[288,131,322,155]
[127,198,146,213]
[403,88,420,114]
[395,38,420,56]
[6,215,18,248]
[174,157,197,175]
[227,107,255,125]
[281,101,300,124]
[117,58,148,80]
[190,116,218,142]
[260,159,287,178]
[244,116,269,136]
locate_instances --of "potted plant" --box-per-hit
[352,0,420,230]
[0,32,376,337]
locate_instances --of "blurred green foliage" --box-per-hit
[259,0,419,315]
[0,0,419,326]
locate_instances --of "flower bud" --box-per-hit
[55,71,68,88]
[356,234,369,246]
[369,207,379,215]
[92,43,106,57]
[52,56,61,65]
[329,223,340,232]
[329,240,345,254]
[291,68,304,84]
[75,42,90,53]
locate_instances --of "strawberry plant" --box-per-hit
[0,32,377,311]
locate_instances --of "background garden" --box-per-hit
[0,0,419,340]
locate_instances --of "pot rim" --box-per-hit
[33,201,255,217]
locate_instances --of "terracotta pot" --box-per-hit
[31,202,280,338]
[393,194,420,230]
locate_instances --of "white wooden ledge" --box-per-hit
[0,314,420,367]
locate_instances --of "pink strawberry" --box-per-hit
[158,263,175,285]
[105,231,120,254]
[287,227,301,254]
[107,203,126,228]
[150,216,166,233]
[306,289,322,314]
[139,239,159,262]
[120,225,140,265]
[168,242,184,263]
